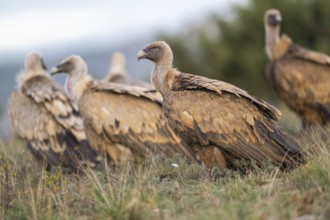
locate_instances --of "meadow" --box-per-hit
[1,123,330,219]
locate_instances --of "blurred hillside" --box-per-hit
[159,0,330,102]
[2,0,330,136]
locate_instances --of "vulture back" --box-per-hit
[78,80,197,164]
[8,75,100,171]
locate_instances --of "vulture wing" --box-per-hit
[79,80,196,162]
[107,73,154,89]
[175,73,281,120]
[288,43,330,65]
[166,72,304,169]
[8,75,99,170]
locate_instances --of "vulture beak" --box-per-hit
[268,14,282,26]
[137,49,147,61]
[50,65,63,76]
[275,14,282,23]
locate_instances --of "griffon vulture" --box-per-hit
[137,41,305,170]
[51,55,196,166]
[264,9,330,127]
[7,52,100,172]
[105,52,154,89]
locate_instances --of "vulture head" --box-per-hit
[264,9,283,61]
[51,55,89,99]
[264,9,282,29]
[25,52,47,72]
[51,55,87,77]
[137,41,173,66]
[264,9,282,27]
[16,52,48,87]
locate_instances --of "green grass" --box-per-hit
[1,127,330,220]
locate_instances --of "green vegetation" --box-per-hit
[159,0,330,101]
[2,0,330,219]
[1,127,330,219]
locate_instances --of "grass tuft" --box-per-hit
[1,128,330,219]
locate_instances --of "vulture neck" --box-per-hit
[109,64,127,77]
[151,57,173,96]
[66,72,92,102]
[106,66,127,82]
[265,26,282,61]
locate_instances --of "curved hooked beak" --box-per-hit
[50,65,63,76]
[137,49,147,61]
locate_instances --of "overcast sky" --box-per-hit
[0,0,246,56]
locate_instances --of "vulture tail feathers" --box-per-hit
[26,142,51,170]
[27,141,63,170]
[255,120,306,169]
[56,132,100,170]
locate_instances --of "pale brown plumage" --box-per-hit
[51,55,197,165]
[138,41,305,170]
[7,52,100,172]
[264,9,330,127]
[105,52,154,89]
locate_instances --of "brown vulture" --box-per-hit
[51,55,197,166]
[7,52,100,172]
[105,52,154,89]
[137,41,305,170]
[264,9,330,127]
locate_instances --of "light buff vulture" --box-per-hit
[264,9,330,127]
[8,52,100,172]
[138,41,305,171]
[51,55,197,166]
[105,52,154,89]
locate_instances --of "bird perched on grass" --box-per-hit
[51,55,197,166]
[105,52,154,89]
[264,9,330,128]
[138,41,305,171]
[8,52,100,172]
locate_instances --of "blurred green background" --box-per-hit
[159,0,330,102]
[1,0,330,135]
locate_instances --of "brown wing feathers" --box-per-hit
[176,73,281,120]
[79,82,196,163]
[50,55,197,165]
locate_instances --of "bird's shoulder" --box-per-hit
[87,80,162,105]
[21,75,84,134]
[283,36,330,66]
[169,72,281,120]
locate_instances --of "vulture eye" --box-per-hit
[149,46,160,53]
